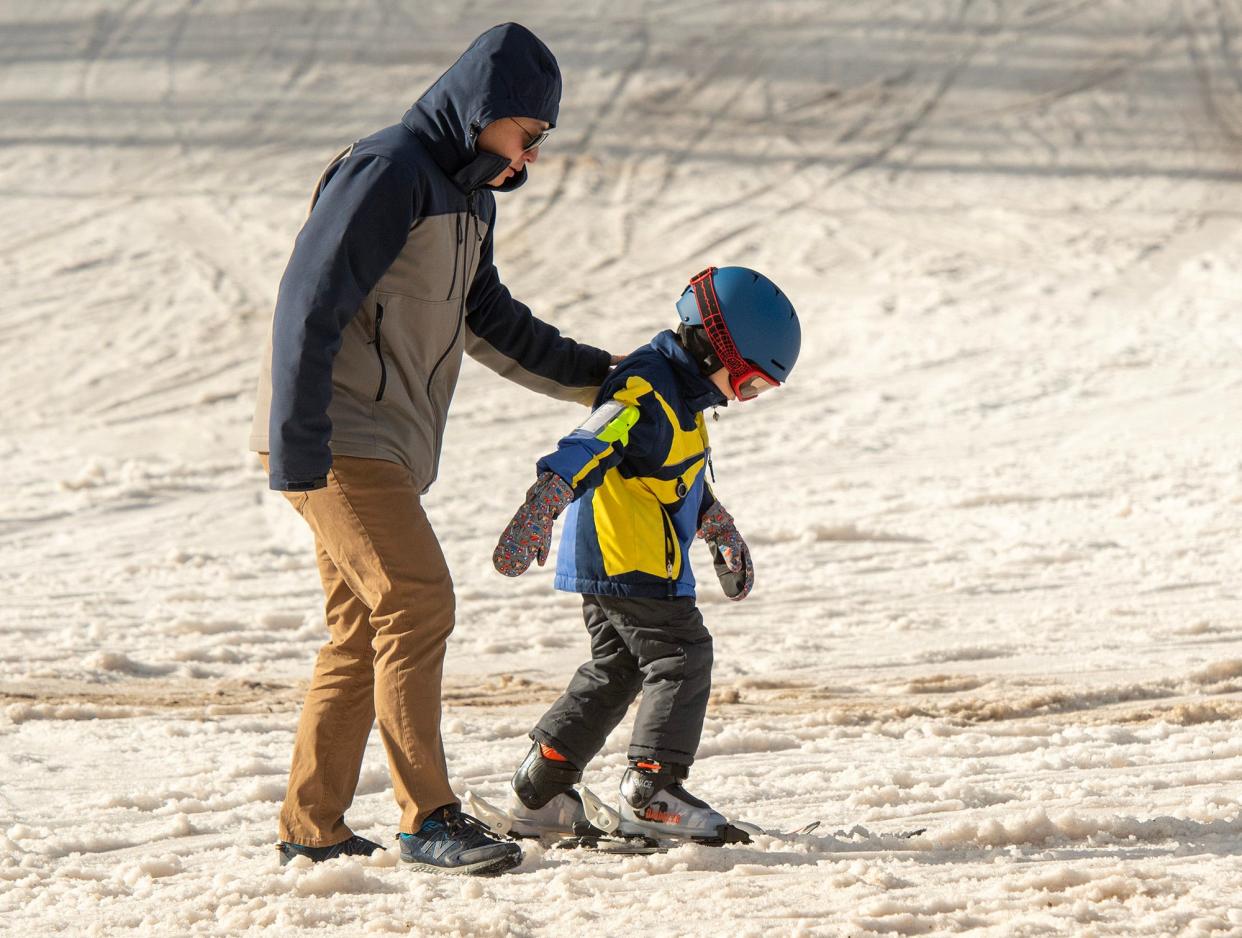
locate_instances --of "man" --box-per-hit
[249,23,614,875]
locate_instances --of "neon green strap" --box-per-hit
[596,404,640,446]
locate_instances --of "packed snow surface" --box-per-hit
[2,1,1241,935]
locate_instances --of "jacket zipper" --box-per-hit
[373,302,388,402]
[445,214,462,301]
[659,504,677,598]
[426,192,476,462]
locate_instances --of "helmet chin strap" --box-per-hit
[676,323,721,377]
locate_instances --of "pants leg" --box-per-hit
[278,538,376,845]
[602,595,713,767]
[267,454,458,842]
[531,596,644,768]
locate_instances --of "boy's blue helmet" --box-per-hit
[675,266,801,391]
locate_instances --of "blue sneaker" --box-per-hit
[276,834,384,866]
[399,805,523,875]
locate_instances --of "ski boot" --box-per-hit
[617,759,750,845]
[508,742,593,838]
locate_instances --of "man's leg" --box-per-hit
[530,596,644,768]
[283,455,458,836]
[603,596,713,767]
[279,538,377,846]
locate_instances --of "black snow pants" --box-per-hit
[532,594,714,769]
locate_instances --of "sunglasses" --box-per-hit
[508,117,552,152]
[688,267,781,401]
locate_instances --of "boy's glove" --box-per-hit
[697,500,754,601]
[493,472,574,577]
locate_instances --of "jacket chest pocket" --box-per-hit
[645,457,705,508]
[368,292,465,401]
[380,212,487,302]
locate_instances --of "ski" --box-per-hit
[731,818,820,839]
[830,823,928,841]
[553,820,752,854]
[461,788,923,853]
[552,832,666,855]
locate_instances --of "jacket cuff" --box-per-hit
[268,473,328,493]
[588,346,613,384]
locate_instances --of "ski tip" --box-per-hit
[730,819,822,839]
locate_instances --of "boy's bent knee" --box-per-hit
[682,637,713,676]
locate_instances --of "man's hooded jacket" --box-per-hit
[251,23,611,492]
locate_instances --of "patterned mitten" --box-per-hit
[493,472,574,577]
[697,500,754,601]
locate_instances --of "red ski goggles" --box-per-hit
[689,267,781,401]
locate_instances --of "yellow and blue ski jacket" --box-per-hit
[538,330,728,598]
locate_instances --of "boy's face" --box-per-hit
[477,116,550,187]
[708,368,737,401]
[709,365,783,401]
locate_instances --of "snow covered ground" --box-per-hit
[2,0,1241,934]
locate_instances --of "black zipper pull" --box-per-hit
[467,191,482,241]
[661,508,676,597]
[373,303,388,402]
[706,446,716,483]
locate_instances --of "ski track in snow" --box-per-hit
[2,1,1241,935]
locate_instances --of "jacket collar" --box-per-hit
[651,330,729,412]
[400,23,561,194]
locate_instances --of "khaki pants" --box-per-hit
[262,454,458,845]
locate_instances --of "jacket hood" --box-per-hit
[401,23,561,194]
[651,330,729,412]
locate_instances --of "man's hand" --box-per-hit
[493,472,574,576]
[697,500,754,600]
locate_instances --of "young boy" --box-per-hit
[492,266,801,844]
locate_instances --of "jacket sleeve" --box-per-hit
[267,155,416,491]
[535,377,671,498]
[463,216,611,406]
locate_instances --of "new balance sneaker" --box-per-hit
[399,805,523,875]
[276,834,384,866]
[617,760,735,842]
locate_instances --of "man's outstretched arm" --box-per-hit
[463,221,612,406]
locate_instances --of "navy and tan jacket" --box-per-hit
[539,330,728,599]
[249,23,611,492]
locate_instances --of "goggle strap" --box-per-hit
[690,268,750,380]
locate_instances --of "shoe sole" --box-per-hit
[276,844,384,867]
[400,849,523,877]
